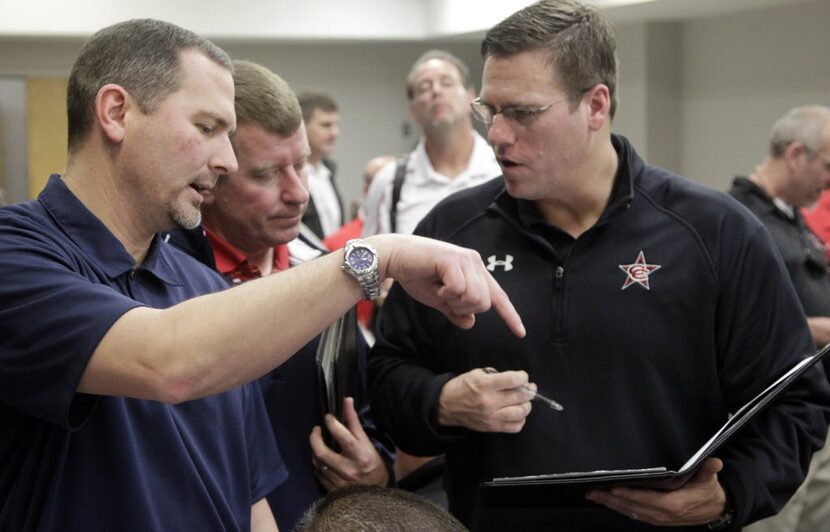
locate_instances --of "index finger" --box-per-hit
[340,397,369,441]
[486,271,526,337]
[480,368,530,390]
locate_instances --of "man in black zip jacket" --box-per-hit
[367,1,830,530]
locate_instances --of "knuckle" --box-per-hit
[477,396,495,411]
[507,420,525,433]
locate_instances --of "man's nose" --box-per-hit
[210,134,238,176]
[282,167,310,204]
[486,113,516,148]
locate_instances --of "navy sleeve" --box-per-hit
[0,214,141,428]
[244,382,289,504]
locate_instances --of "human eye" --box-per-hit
[439,76,457,89]
[503,106,538,125]
[250,168,277,181]
[415,80,433,97]
[196,123,215,136]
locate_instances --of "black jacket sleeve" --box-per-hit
[711,218,830,526]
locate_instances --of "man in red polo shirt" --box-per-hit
[169,60,393,531]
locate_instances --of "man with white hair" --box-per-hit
[729,104,830,532]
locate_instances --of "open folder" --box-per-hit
[315,306,361,451]
[480,343,830,508]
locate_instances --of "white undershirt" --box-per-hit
[305,161,342,237]
[772,197,795,219]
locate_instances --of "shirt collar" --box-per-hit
[204,226,289,282]
[414,131,495,182]
[731,176,794,219]
[772,197,795,219]
[38,174,183,285]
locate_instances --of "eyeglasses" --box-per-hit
[470,96,571,128]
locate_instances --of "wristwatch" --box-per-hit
[341,239,381,301]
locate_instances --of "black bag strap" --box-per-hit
[390,154,409,234]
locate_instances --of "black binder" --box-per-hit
[481,343,830,508]
[315,306,361,450]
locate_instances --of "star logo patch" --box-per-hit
[619,250,661,290]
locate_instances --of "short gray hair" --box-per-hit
[406,49,472,101]
[769,105,830,157]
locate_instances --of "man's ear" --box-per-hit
[464,87,476,105]
[585,84,611,131]
[784,141,808,159]
[408,99,418,122]
[95,83,131,144]
[784,141,809,172]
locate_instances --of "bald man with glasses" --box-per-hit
[367,1,830,530]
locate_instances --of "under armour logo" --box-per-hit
[486,254,514,272]
[619,250,661,290]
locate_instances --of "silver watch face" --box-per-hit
[347,246,375,272]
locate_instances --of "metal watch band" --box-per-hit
[342,239,381,301]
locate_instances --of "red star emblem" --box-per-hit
[619,250,661,290]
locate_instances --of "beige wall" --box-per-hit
[219,40,485,206]
[0,110,4,194]
[680,0,830,190]
[0,0,826,205]
[26,77,67,199]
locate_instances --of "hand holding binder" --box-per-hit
[481,343,830,509]
[315,307,361,451]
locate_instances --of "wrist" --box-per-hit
[436,384,459,427]
[706,490,735,531]
[436,400,454,427]
[362,234,391,281]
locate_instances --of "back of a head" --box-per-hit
[769,105,830,158]
[363,155,396,189]
[232,60,302,137]
[297,91,339,123]
[67,18,231,153]
[480,0,618,118]
[295,485,468,532]
[405,49,473,101]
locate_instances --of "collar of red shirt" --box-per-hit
[203,227,289,283]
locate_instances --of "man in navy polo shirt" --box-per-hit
[0,19,524,531]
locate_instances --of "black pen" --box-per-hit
[483,367,564,411]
